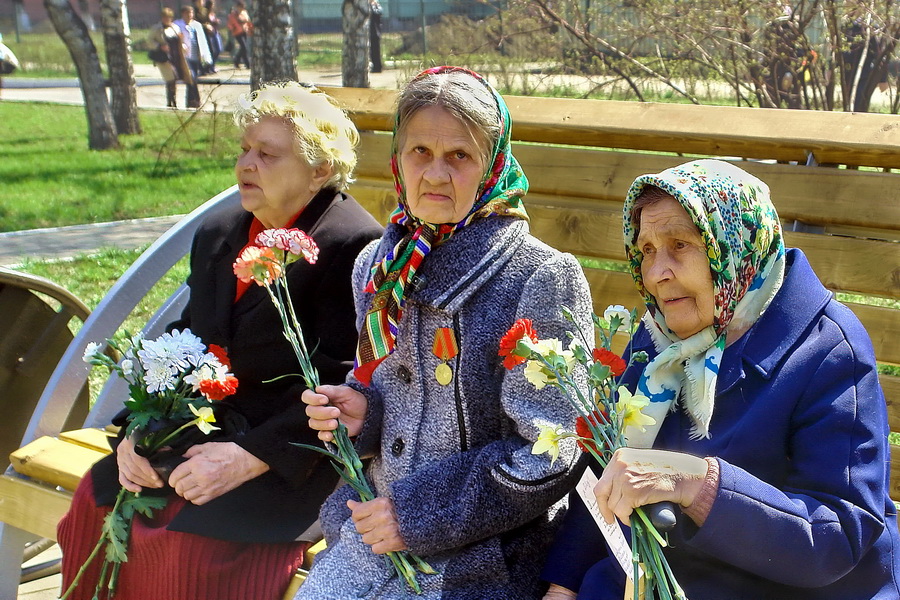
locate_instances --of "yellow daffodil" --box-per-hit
[189,404,221,435]
[532,424,563,465]
[615,386,656,432]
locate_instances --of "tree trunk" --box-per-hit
[100,0,140,134]
[250,0,297,91]
[342,0,369,88]
[44,0,118,150]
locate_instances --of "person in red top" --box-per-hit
[227,1,252,69]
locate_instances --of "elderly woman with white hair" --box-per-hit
[57,81,383,600]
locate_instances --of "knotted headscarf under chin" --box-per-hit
[622,159,785,445]
[354,66,529,386]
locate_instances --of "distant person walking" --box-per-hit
[228,1,252,70]
[0,33,21,98]
[369,0,383,73]
[150,8,191,108]
[175,4,212,108]
[194,0,222,74]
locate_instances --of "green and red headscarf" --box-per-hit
[353,66,529,386]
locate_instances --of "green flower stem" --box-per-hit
[146,416,203,451]
[59,488,128,600]
[268,262,433,593]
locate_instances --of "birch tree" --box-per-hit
[250,0,297,91]
[100,0,140,134]
[44,0,118,149]
[342,0,370,88]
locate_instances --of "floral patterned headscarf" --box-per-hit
[354,66,530,386]
[622,159,785,443]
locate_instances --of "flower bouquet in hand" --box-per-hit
[499,306,687,600]
[233,228,434,594]
[64,329,240,600]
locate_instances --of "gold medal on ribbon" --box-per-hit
[432,327,459,386]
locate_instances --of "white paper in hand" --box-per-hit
[575,467,642,582]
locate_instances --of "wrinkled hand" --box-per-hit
[168,442,269,505]
[594,447,708,526]
[542,584,578,599]
[349,497,407,554]
[302,385,368,442]
[117,435,164,493]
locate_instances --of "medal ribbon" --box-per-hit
[432,327,459,361]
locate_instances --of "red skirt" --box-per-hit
[58,471,307,600]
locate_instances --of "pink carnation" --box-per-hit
[255,228,319,264]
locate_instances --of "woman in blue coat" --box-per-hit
[542,159,900,599]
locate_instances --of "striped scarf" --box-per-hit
[354,66,529,386]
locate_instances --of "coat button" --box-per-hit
[391,437,405,456]
[396,365,412,383]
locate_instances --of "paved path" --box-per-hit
[0,215,184,267]
[2,62,408,107]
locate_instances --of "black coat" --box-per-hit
[91,189,383,543]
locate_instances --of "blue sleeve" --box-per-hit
[683,309,890,587]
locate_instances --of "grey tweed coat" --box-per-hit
[296,217,593,600]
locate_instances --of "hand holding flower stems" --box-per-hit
[64,330,239,600]
[233,228,435,594]
[499,306,687,600]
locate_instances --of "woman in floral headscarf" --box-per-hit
[299,67,592,599]
[541,159,900,600]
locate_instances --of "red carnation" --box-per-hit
[199,375,239,401]
[208,344,232,369]
[575,411,607,454]
[498,318,539,370]
[592,347,626,378]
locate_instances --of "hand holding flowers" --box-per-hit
[499,306,687,600]
[233,227,435,594]
[64,329,240,600]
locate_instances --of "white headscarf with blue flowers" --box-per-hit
[622,159,785,445]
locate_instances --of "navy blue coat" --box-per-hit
[542,248,900,599]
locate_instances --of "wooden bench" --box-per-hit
[1,89,898,599]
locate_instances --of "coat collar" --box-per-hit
[717,248,832,393]
[210,188,345,338]
[377,217,529,313]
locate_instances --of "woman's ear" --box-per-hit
[310,163,334,192]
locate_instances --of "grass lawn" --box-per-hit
[0,103,237,232]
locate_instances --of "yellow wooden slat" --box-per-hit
[785,232,900,299]
[10,436,107,491]
[327,88,900,169]
[846,303,900,367]
[504,97,900,170]
[283,571,307,599]
[58,428,115,454]
[0,474,72,540]
[355,133,900,238]
[349,178,900,300]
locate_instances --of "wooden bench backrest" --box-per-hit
[321,87,900,500]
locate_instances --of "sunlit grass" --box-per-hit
[0,103,236,232]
